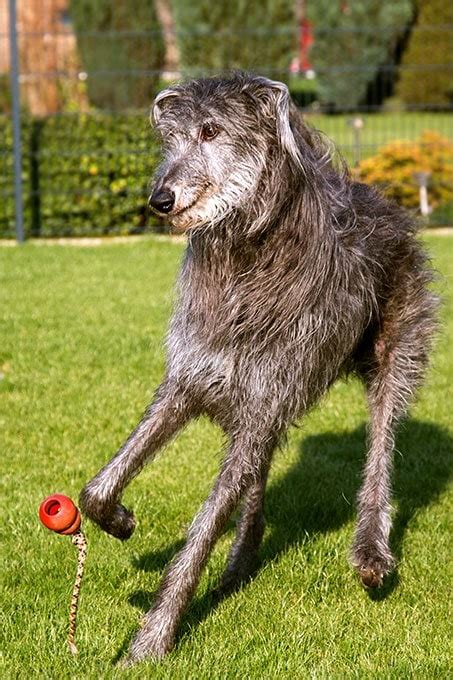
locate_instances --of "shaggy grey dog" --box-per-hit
[80,73,437,665]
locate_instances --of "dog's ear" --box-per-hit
[152,89,179,125]
[253,77,302,169]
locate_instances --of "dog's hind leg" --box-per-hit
[351,283,436,588]
[215,463,270,596]
[124,431,277,664]
[80,379,195,540]
[351,372,400,588]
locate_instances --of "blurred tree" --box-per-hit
[397,0,453,107]
[173,0,296,80]
[307,0,413,110]
[70,0,164,109]
[155,0,180,79]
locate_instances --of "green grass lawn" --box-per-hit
[306,112,453,163]
[0,235,452,679]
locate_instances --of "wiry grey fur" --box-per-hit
[80,73,438,665]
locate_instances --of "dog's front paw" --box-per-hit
[79,486,136,540]
[101,502,136,540]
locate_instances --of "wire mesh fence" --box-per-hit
[1,0,452,240]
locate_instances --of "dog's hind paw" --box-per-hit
[351,548,394,589]
[358,565,384,589]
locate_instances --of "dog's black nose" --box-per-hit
[148,188,175,214]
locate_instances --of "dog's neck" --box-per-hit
[185,168,336,269]
[176,148,360,351]
[177,184,343,349]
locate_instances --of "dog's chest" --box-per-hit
[168,326,234,385]
[167,249,372,418]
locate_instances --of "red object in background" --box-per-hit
[290,18,314,75]
[39,494,81,535]
[299,18,314,72]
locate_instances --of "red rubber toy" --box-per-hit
[39,494,81,535]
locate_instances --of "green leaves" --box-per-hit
[397,0,453,107]
[0,113,163,238]
[308,0,413,109]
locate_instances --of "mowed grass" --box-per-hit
[306,112,453,162]
[0,235,452,679]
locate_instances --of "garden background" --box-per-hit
[0,0,452,239]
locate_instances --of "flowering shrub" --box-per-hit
[358,131,453,220]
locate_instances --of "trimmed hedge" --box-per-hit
[397,0,453,108]
[0,112,164,238]
[0,116,31,237]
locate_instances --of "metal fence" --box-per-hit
[1,0,452,242]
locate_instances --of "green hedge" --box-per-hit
[0,116,31,237]
[397,0,453,108]
[0,112,164,239]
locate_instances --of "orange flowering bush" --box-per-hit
[358,131,453,215]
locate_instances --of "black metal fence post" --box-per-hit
[8,0,24,243]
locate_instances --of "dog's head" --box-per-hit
[148,74,306,233]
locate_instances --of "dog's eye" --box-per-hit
[200,122,219,142]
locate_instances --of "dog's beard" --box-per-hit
[170,194,234,232]
[167,165,260,233]
[168,192,216,232]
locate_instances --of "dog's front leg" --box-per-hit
[124,433,276,665]
[80,380,193,540]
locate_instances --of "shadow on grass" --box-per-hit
[127,419,452,650]
[263,419,452,600]
[131,540,185,576]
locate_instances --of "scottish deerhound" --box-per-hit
[80,73,437,664]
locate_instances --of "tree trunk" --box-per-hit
[154,0,180,81]
[17,0,88,116]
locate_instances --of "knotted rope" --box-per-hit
[68,530,88,655]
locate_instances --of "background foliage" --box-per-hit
[173,0,296,79]
[358,131,453,220]
[2,0,452,238]
[397,0,453,108]
[69,0,164,110]
[307,0,413,110]
[0,114,162,238]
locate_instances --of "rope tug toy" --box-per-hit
[38,494,87,655]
